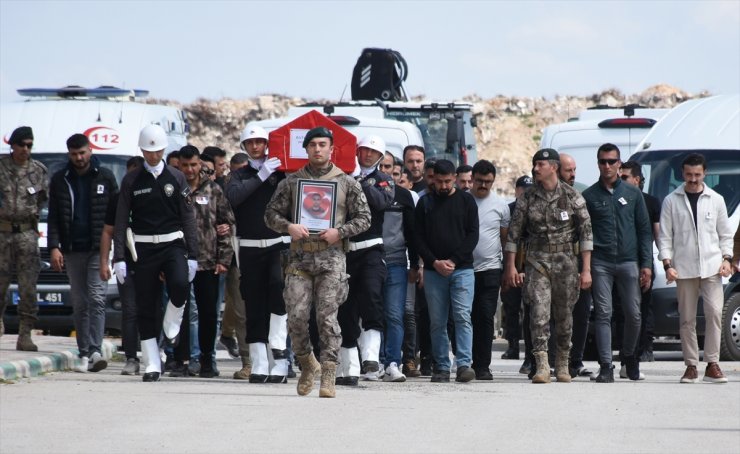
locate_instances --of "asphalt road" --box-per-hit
[1,350,739,454]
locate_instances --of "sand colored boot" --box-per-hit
[233,355,252,380]
[532,351,550,384]
[16,320,38,352]
[555,352,572,383]
[319,361,337,398]
[295,352,321,396]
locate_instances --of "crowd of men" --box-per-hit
[1,124,739,397]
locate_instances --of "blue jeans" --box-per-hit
[383,263,407,366]
[423,268,474,371]
[592,258,641,364]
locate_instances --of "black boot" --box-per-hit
[595,362,614,383]
[519,356,533,376]
[502,340,520,360]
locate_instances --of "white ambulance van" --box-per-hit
[629,93,740,360]
[1,86,188,334]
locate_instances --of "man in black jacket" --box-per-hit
[48,133,118,372]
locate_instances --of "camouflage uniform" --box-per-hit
[505,180,592,358]
[0,155,49,326]
[265,163,370,363]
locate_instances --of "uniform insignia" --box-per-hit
[181,186,191,198]
[164,183,174,197]
[366,178,376,186]
[543,151,549,158]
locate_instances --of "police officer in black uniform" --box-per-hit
[336,135,395,384]
[113,125,198,382]
[225,125,291,384]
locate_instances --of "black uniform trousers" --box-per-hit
[471,269,502,372]
[174,270,220,363]
[339,247,386,348]
[132,241,189,340]
[239,245,286,344]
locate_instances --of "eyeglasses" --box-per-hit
[598,158,619,166]
[202,168,215,176]
[17,141,33,149]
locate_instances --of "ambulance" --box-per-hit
[1,86,188,334]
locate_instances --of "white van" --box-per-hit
[540,105,670,189]
[1,86,188,334]
[629,93,740,360]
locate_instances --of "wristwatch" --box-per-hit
[722,255,732,263]
[663,262,673,271]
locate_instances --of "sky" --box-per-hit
[1,1,739,104]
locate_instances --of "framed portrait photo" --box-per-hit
[295,179,338,234]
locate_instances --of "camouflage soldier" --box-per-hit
[504,148,593,383]
[0,126,48,350]
[265,127,371,398]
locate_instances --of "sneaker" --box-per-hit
[219,335,239,359]
[402,360,422,378]
[475,368,493,380]
[455,366,476,383]
[88,352,108,372]
[383,362,407,382]
[620,356,645,381]
[680,365,699,384]
[74,356,89,373]
[121,358,140,376]
[595,363,614,383]
[362,360,380,381]
[703,362,728,384]
[188,358,201,376]
[430,369,450,383]
[199,363,216,379]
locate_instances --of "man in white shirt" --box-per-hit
[658,153,734,384]
[470,160,510,380]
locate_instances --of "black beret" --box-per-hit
[515,175,534,188]
[9,126,33,145]
[302,127,333,148]
[532,148,559,164]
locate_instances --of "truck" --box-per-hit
[251,48,478,167]
[540,105,670,189]
[1,85,188,334]
[629,93,740,360]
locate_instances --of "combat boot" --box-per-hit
[233,355,252,380]
[319,361,337,398]
[532,352,550,384]
[295,352,321,396]
[16,320,38,352]
[555,353,571,383]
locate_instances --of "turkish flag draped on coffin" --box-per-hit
[268,110,357,173]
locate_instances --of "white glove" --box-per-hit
[257,157,282,181]
[188,259,198,282]
[114,262,126,285]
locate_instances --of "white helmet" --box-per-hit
[240,125,268,143]
[138,124,168,152]
[357,135,386,154]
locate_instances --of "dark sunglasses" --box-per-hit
[598,158,619,166]
[202,168,215,175]
[17,141,33,149]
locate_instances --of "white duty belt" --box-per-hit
[238,237,286,248]
[347,238,383,251]
[134,231,184,244]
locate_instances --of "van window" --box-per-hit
[631,150,740,215]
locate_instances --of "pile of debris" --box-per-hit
[151,84,704,195]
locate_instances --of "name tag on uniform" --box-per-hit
[560,211,569,221]
[27,186,36,194]
[618,197,627,205]
[97,184,105,194]
[195,195,209,205]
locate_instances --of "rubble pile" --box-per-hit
[151,84,704,195]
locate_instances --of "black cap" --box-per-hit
[532,148,559,164]
[302,127,333,148]
[9,126,33,145]
[516,175,534,188]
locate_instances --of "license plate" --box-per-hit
[12,291,64,306]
